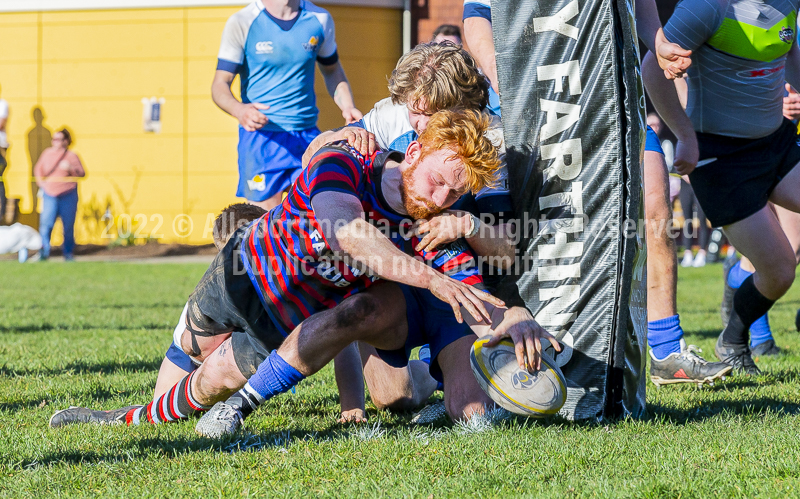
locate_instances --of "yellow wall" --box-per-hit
[0,5,401,244]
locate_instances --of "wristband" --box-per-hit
[465,213,481,238]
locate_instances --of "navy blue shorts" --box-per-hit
[237,126,320,202]
[689,119,800,227]
[375,285,475,383]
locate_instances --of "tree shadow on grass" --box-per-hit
[8,428,326,469]
[0,358,161,377]
[644,396,800,425]
[683,328,723,340]
[0,323,168,333]
[0,385,150,412]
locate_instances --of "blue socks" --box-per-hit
[750,314,773,347]
[247,350,305,402]
[727,260,751,288]
[727,261,773,348]
[648,314,684,360]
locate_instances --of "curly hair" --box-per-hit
[388,42,489,113]
[417,109,500,194]
[213,203,266,249]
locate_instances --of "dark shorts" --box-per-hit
[374,285,475,383]
[689,119,800,227]
[186,227,285,377]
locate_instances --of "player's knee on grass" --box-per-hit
[438,335,493,421]
[359,343,436,411]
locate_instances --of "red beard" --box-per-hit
[399,160,443,220]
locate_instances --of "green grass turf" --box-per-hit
[1,261,800,498]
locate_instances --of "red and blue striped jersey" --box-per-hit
[239,141,483,335]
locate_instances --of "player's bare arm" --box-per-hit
[302,127,375,167]
[783,83,800,120]
[211,69,269,131]
[310,189,504,324]
[642,52,697,175]
[634,0,691,79]
[413,212,515,267]
[484,306,561,373]
[463,16,498,93]
[333,342,367,422]
[784,41,800,92]
[318,61,362,124]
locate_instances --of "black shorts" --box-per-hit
[689,119,800,227]
[186,227,285,377]
[374,285,475,383]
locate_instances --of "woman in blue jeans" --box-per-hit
[34,128,85,261]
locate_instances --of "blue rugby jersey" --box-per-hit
[240,142,483,335]
[217,0,338,131]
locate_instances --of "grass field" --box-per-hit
[2,261,800,498]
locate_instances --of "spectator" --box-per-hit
[0,85,8,222]
[432,24,462,45]
[34,128,85,261]
[678,180,710,267]
[211,0,362,211]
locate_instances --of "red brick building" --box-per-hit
[412,0,467,47]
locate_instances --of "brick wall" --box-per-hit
[412,0,467,48]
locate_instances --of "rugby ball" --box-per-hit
[470,335,567,417]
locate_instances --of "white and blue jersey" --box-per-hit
[353,97,513,217]
[217,0,338,131]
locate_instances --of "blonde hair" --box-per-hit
[388,42,489,113]
[417,109,500,194]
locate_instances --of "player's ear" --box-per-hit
[405,141,422,162]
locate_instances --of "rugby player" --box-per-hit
[643,0,800,374]
[51,109,558,431]
[212,0,362,211]
[301,42,538,414]
[462,0,731,386]
[720,87,800,355]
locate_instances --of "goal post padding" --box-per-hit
[491,0,648,420]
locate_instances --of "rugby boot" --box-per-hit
[49,405,143,428]
[720,254,739,327]
[195,401,243,438]
[650,345,732,387]
[751,339,781,357]
[410,401,447,425]
[795,308,800,332]
[715,334,761,375]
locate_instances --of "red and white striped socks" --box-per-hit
[125,371,210,425]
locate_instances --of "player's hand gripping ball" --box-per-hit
[470,335,567,417]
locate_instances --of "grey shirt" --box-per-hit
[665,0,799,138]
